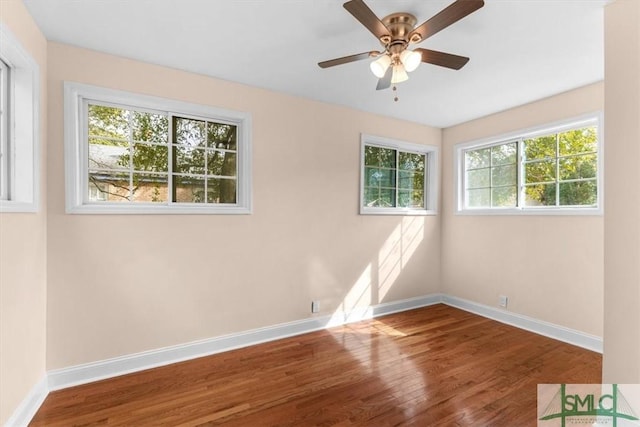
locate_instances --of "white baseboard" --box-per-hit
[10,292,603,426]
[47,294,443,391]
[441,295,603,353]
[4,376,48,427]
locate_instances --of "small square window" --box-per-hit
[360,135,438,215]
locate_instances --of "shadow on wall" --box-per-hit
[328,216,426,325]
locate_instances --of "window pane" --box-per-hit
[132,111,168,143]
[399,152,424,172]
[398,190,423,208]
[132,143,168,173]
[411,190,424,208]
[559,180,597,206]
[378,148,396,168]
[364,146,382,167]
[207,150,236,177]
[88,171,131,202]
[559,154,597,180]
[491,164,516,187]
[492,186,517,207]
[524,183,556,206]
[364,187,395,207]
[559,127,597,156]
[88,182,108,201]
[363,146,396,168]
[88,105,130,140]
[174,146,205,174]
[174,117,206,147]
[524,135,556,160]
[398,171,417,190]
[525,160,556,183]
[207,123,237,150]
[88,138,129,170]
[131,173,168,202]
[466,188,490,208]
[465,148,490,170]
[491,143,517,166]
[466,168,490,189]
[366,167,395,188]
[363,187,378,207]
[173,175,206,203]
[207,178,236,204]
[413,171,425,191]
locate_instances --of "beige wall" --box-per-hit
[45,43,442,369]
[0,1,48,424]
[603,0,640,382]
[441,83,604,337]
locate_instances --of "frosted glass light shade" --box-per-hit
[400,49,421,72]
[391,65,409,84]
[370,55,391,78]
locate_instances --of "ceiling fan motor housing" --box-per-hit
[381,13,419,55]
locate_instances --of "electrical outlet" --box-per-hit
[499,295,508,308]
[311,300,320,313]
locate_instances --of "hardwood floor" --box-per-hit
[30,304,601,426]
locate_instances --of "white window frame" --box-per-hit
[64,82,252,214]
[0,24,40,213]
[0,58,8,201]
[360,134,439,216]
[454,112,603,216]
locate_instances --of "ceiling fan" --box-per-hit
[318,0,484,91]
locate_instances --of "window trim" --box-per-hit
[360,134,439,216]
[0,24,40,213]
[454,112,603,216]
[0,58,8,201]
[64,82,252,214]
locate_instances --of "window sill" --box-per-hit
[0,200,39,213]
[66,203,252,215]
[360,207,437,216]
[455,207,602,216]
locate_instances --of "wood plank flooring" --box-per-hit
[30,304,601,426]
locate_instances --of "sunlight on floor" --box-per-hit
[345,319,407,337]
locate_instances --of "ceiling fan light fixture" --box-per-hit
[370,54,391,78]
[400,49,422,72]
[391,65,409,84]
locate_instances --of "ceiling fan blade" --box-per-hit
[318,51,379,68]
[415,48,469,70]
[409,0,484,43]
[376,66,393,90]
[343,0,390,41]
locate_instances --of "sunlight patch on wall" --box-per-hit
[330,264,373,325]
[328,216,426,325]
[379,217,425,301]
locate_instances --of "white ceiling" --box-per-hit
[23,0,605,128]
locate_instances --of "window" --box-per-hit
[64,82,252,214]
[0,58,8,201]
[0,24,40,212]
[360,135,438,215]
[456,114,602,214]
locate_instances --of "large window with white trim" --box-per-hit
[64,82,251,214]
[360,135,438,215]
[456,114,601,214]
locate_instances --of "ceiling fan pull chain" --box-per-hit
[393,85,399,102]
